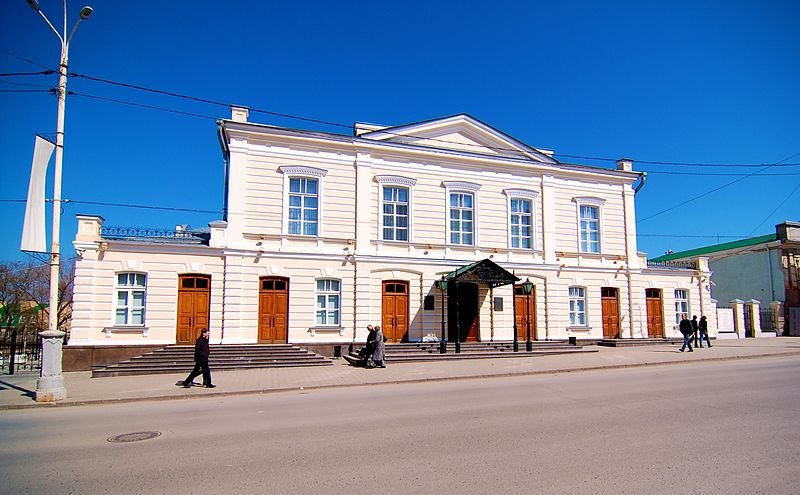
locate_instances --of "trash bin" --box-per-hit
[333,345,342,358]
[568,336,577,346]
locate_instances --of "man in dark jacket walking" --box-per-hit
[181,328,215,388]
[679,314,694,352]
[691,315,700,347]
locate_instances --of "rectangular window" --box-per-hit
[510,198,533,249]
[288,177,318,236]
[569,286,586,326]
[449,192,474,245]
[115,273,146,325]
[674,289,689,324]
[316,279,341,326]
[382,186,409,241]
[579,205,600,253]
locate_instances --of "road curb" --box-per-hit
[3,351,799,410]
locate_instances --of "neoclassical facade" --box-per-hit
[68,110,713,363]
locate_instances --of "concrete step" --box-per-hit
[91,344,332,377]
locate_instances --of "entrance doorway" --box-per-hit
[176,275,211,345]
[448,282,479,342]
[258,277,289,343]
[514,284,536,341]
[601,287,620,339]
[645,288,664,338]
[382,281,409,342]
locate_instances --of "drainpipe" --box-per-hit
[216,121,231,222]
[634,172,647,195]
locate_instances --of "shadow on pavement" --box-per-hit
[0,379,35,399]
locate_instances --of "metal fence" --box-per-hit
[0,329,42,374]
[759,307,776,332]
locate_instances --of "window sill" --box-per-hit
[567,326,592,332]
[309,326,345,337]
[103,326,149,338]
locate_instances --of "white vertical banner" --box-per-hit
[21,135,55,253]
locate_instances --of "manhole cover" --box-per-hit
[107,431,161,443]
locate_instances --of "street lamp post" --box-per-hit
[522,278,534,352]
[436,276,448,354]
[28,0,93,402]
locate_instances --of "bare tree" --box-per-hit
[0,258,74,338]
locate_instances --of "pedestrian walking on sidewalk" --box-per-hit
[679,314,694,352]
[371,326,386,368]
[691,315,699,347]
[180,328,215,388]
[699,315,712,348]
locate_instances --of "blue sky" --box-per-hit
[1,0,798,264]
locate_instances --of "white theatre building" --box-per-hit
[66,109,714,368]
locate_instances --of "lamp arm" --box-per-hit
[36,9,65,45]
[66,18,84,46]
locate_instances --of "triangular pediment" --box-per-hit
[358,114,556,163]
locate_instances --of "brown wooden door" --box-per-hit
[645,288,664,338]
[176,275,211,345]
[514,285,536,341]
[382,281,409,342]
[601,287,620,339]
[258,277,289,343]
[448,282,479,342]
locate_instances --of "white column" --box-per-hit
[730,299,745,338]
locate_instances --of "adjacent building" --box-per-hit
[67,110,712,368]
[651,221,800,336]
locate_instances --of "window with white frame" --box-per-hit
[674,289,689,324]
[579,205,600,253]
[443,181,480,246]
[280,166,327,237]
[573,197,605,254]
[510,198,533,249]
[115,273,146,325]
[382,186,409,241]
[569,286,587,326]
[449,192,474,245]
[288,177,318,236]
[316,279,341,326]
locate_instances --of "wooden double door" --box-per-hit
[514,285,536,341]
[176,275,211,345]
[258,277,289,343]
[382,281,409,342]
[601,287,620,339]
[646,288,664,338]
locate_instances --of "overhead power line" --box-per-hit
[0,70,54,77]
[0,49,54,71]
[66,71,800,168]
[637,151,800,223]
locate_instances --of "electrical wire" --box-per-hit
[68,91,219,120]
[66,71,800,168]
[0,49,54,71]
[746,182,800,236]
[637,152,800,223]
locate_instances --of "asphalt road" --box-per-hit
[2,356,799,494]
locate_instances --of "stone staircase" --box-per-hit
[346,341,596,364]
[92,344,332,377]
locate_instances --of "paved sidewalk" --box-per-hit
[2,338,800,409]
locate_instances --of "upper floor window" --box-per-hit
[449,192,474,245]
[573,197,605,254]
[674,289,689,324]
[289,177,318,236]
[510,199,532,248]
[115,273,146,326]
[569,286,587,326]
[280,166,328,237]
[316,279,341,326]
[383,186,409,241]
[443,181,480,246]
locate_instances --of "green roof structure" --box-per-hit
[650,234,777,262]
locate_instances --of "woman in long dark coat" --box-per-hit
[371,326,386,368]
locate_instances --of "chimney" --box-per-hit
[616,158,634,171]
[231,106,249,123]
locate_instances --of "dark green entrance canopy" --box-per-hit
[443,259,519,288]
